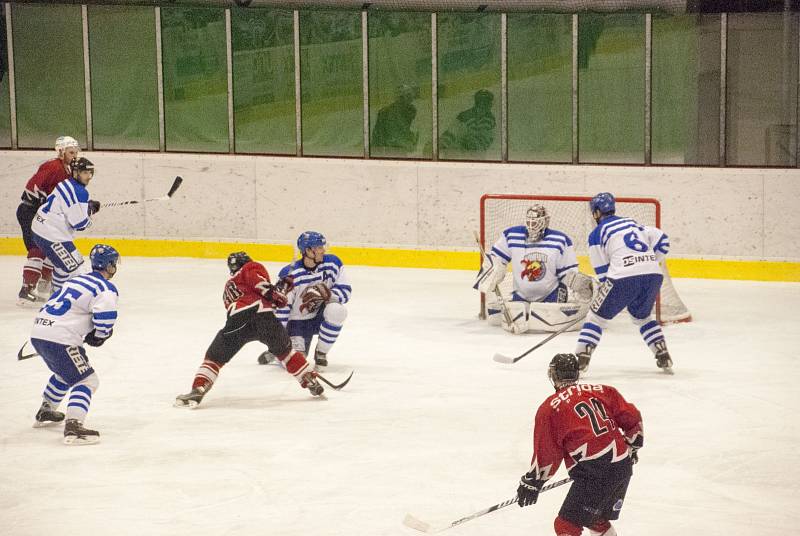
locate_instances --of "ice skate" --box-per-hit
[313,348,328,369]
[301,370,325,397]
[36,279,52,301]
[174,386,207,408]
[257,351,275,365]
[33,401,64,428]
[63,418,100,445]
[17,284,37,306]
[654,342,674,374]
[577,343,595,372]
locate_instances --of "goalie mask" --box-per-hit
[525,205,550,242]
[548,353,580,389]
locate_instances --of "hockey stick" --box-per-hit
[102,176,183,208]
[316,370,354,391]
[17,341,38,361]
[472,231,519,331]
[492,316,583,364]
[402,476,572,533]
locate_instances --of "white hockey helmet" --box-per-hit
[55,135,80,156]
[526,204,550,242]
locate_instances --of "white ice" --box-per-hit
[1,256,799,536]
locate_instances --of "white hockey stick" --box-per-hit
[102,176,183,208]
[492,316,583,364]
[402,477,572,533]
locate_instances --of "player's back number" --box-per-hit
[623,230,649,253]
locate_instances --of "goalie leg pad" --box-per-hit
[500,300,528,334]
[527,302,588,333]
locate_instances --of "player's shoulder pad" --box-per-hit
[85,272,119,296]
[503,225,527,237]
[544,228,573,246]
[321,254,343,268]
[68,178,90,203]
[278,262,296,279]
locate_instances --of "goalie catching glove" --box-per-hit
[561,271,596,303]
[300,282,332,314]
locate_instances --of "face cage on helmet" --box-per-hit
[548,364,579,389]
[526,214,549,242]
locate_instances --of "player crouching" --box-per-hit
[175,252,323,408]
[475,205,595,334]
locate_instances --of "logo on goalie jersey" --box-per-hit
[520,254,547,282]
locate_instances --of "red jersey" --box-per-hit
[529,383,643,481]
[21,158,71,205]
[222,261,276,316]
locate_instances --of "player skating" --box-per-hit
[29,244,120,445]
[258,231,351,369]
[516,353,643,536]
[16,136,80,304]
[475,205,595,333]
[175,252,324,408]
[30,157,102,296]
[575,192,673,372]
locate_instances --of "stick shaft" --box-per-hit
[511,316,583,362]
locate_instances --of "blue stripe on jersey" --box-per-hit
[93,311,118,320]
[543,229,573,246]
[503,225,528,240]
[556,264,578,275]
[85,273,118,295]
[69,278,99,296]
[595,264,609,275]
[602,224,639,246]
[654,235,669,254]
[600,218,636,245]
[322,254,343,268]
[491,246,511,262]
[527,243,565,254]
[93,322,114,328]
[56,182,74,207]
[64,180,80,205]
[73,218,90,231]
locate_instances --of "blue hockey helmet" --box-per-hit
[297,231,327,254]
[90,244,120,272]
[589,192,616,216]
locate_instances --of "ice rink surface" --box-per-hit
[1,256,799,536]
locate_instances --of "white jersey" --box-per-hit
[587,215,669,282]
[276,254,352,323]
[489,226,579,302]
[31,177,92,243]
[31,271,119,347]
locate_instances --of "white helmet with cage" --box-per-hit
[525,204,550,242]
[54,135,80,156]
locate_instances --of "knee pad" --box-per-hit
[74,372,99,393]
[323,302,347,325]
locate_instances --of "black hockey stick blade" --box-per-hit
[17,341,38,361]
[166,176,183,198]
[492,316,583,364]
[316,370,354,391]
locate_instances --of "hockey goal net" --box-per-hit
[479,194,691,324]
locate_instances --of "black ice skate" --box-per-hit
[301,371,325,397]
[174,386,207,408]
[17,284,37,306]
[33,401,65,428]
[654,341,674,374]
[257,351,275,365]
[577,343,595,372]
[314,349,328,368]
[63,418,100,445]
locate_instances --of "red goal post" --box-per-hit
[478,194,691,325]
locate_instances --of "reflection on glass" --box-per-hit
[507,13,572,162]
[437,13,500,161]
[578,13,645,163]
[12,4,86,148]
[232,9,295,154]
[89,6,159,150]
[0,7,11,147]
[300,10,362,157]
[368,11,431,159]
[161,7,228,153]
[727,13,798,167]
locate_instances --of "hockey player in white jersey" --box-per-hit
[474,205,594,334]
[258,231,351,369]
[31,157,101,294]
[575,192,673,373]
[29,244,120,445]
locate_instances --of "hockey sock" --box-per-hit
[632,316,665,354]
[42,374,69,407]
[52,267,72,294]
[576,311,607,355]
[277,350,310,380]
[315,320,343,354]
[192,359,222,390]
[553,516,583,536]
[65,373,99,422]
[42,259,54,282]
[588,519,617,536]
[22,251,44,286]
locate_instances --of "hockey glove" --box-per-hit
[517,472,545,507]
[88,200,101,216]
[264,285,289,309]
[84,329,110,347]
[276,275,294,293]
[299,282,332,314]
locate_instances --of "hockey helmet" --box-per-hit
[90,244,120,273]
[227,251,252,275]
[548,353,580,389]
[70,157,95,177]
[297,231,327,254]
[589,192,615,216]
[525,204,550,242]
[55,135,80,155]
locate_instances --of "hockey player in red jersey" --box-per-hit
[16,136,80,304]
[516,354,643,536]
[175,252,324,408]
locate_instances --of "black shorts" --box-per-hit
[206,308,292,366]
[560,461,633,527]
[17,203,38,251]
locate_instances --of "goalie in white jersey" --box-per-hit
[258,231,351,368]
[29,244,120,445]
[475,205,595,334]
